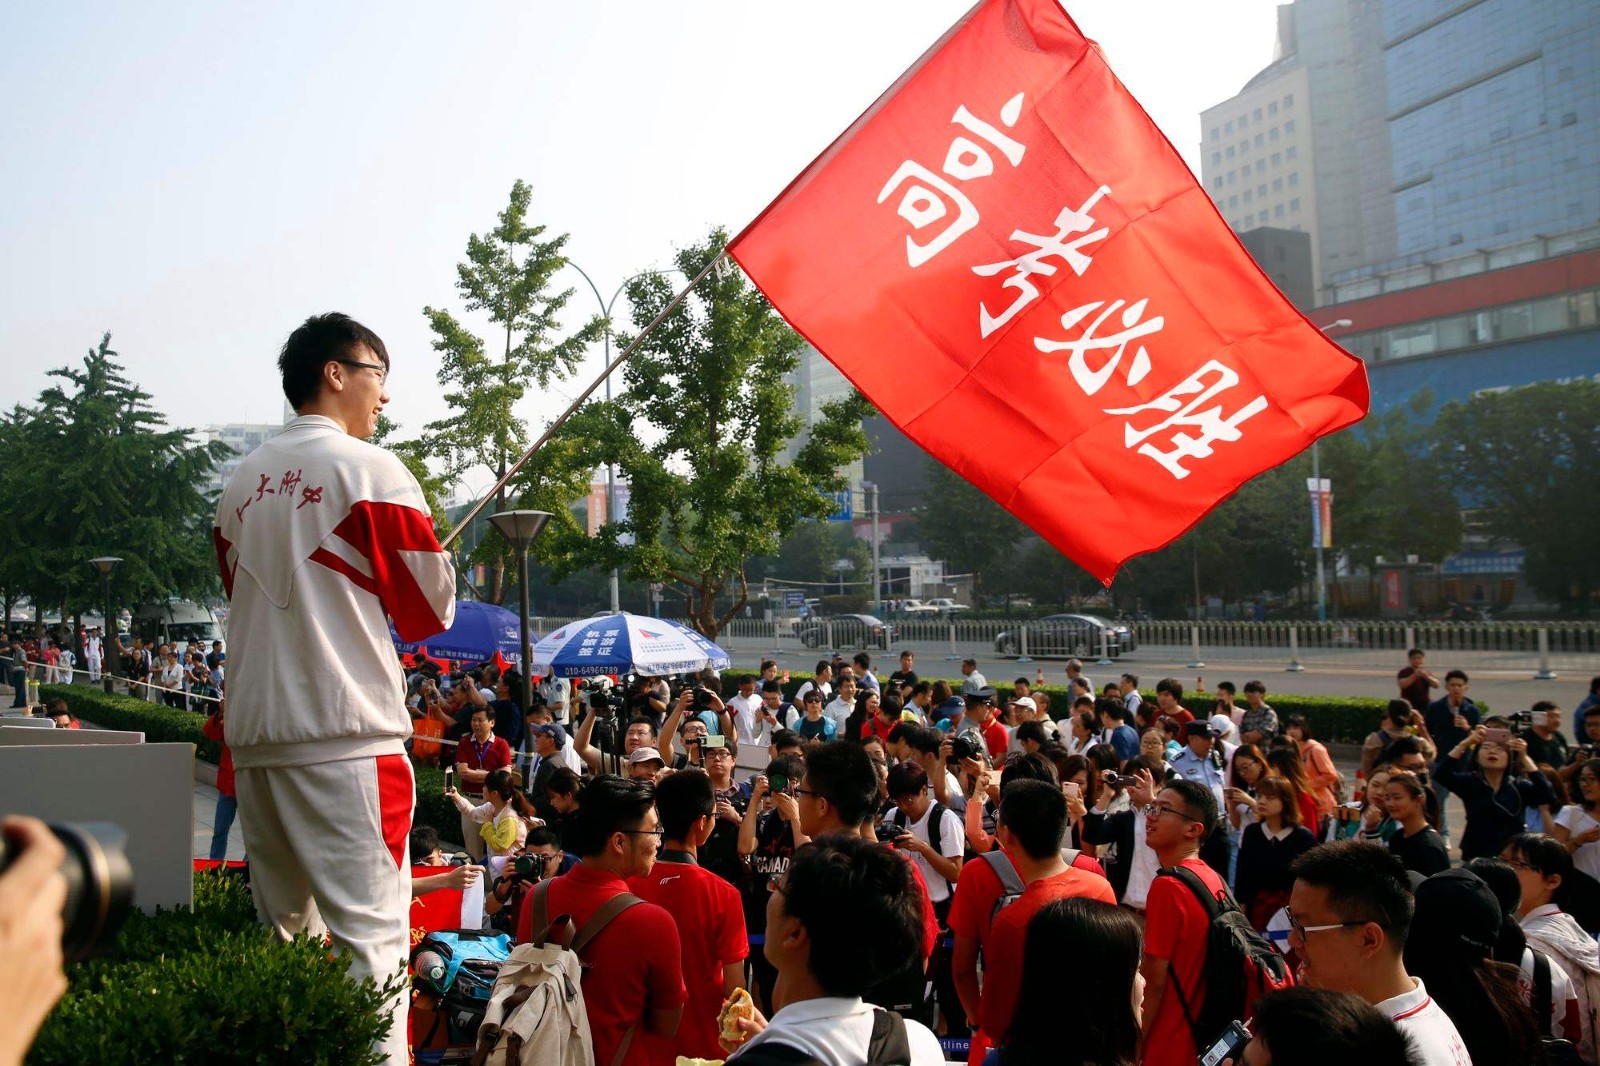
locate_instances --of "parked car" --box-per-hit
[926,598,971,614]
[797,614,897,649]
[993,613,1136,658]
[897,599,939,615]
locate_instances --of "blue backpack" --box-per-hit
[411,929,513,1000]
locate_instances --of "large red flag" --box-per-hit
[729,0,1368,584]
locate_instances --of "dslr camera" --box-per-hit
[1508,710,1534,736]
[946,734,981,765]
[505,851,549,882]
[0,820,134,963]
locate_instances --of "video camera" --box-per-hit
[946,734,981,765]
[0,820,134,963]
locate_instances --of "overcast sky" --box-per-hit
[0,0,1283,494]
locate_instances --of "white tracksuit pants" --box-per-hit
[236,755,414,1065]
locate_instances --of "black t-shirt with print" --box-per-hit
[741,808,798,934]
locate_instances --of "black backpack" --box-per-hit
[730,1009,911,1066]
[1154,864,1294,1049]
[1531,950,1584,1066]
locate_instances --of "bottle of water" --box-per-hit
[414,949,448,988]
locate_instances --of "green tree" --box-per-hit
[419,180,605,602]
[760,520,872,592]
[7,335,227,623]
[1435,381,1600,609]
[917,456,1023,597]
[539,230,872,638]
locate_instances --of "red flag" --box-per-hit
[729,0,1368,584]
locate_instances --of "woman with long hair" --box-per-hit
[1285,712,1342,817]
[1437,724,1556,861]
[447,768,543,876]
[1466,855,1586,1044]
[1225,744,1270,832]
[1233,776,1317,930]
[1553,759,1600,882]
[1057,753,1097,853]
[1265,747,1321,833]
[1359,765,1397,842]
[1404,868,1546,1066]
[1383,771,1449,877]
[995,898,1141,1065]
[1504,832,1600,1059]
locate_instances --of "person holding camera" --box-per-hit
[482,826,561,935]
[1524,701,1571,770]
[446,768,542,876]
[627,769,749,1062]
[738,755,809,1011]
[1437,722,1555,862]
[0,816,69,1066]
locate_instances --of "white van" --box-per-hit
[133,600,224,650]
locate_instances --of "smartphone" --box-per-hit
[443,767,456,793]
[702,735,727,749]
[1483,727,1512,746]
[1199,1020,1252,1066]
[1064,781,1082,801]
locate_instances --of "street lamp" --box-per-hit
[566,262,686,615]
[88,556,122,694]
[1310,320,1355,622]
[861,481,881,619]
[488,511,553,720]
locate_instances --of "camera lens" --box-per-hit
[0,821,134,963]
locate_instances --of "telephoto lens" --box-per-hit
[0,821,135,963]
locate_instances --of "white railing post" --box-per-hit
[1286,625,1305,672]
[1017,624,1032,662]
[946,621,960,661]
[825,621,835,654]
[1187,624,1206,669]
[1404,625,1416,655]
[770,619,783,658]
[1535,627,1557,681]
[1097,625,1113,667]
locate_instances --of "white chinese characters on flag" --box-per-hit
[728,0,1369,584]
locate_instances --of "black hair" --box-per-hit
[813,660,831,676]
[409,825,441,859]
[999,779,1069,860]
[886,760,929,801]
[761,679,782,694]
[1290,840,1414,950]
[1000,899,1140,1066]
[278,312,390,411]
[525,826,561,850]
[1463,857,1529,966]
[483,769,538,820]
[654,768,715,842]
[1284,712,1315,740]
[1384,699,1415,728]
[1216,680,1236,695]
[1384,735,1428,764]
[771,728,803,753]
[546,767,581,798]
[627,715,659,737]
[1445,669,1469,684]
[886,722,918,746]
[1016,720,1048,747]
[1120,672,1139,687]
[778,834,923,997]
[800,742,881,827]
[906,727,942,757]
[1155,677,1183,702]
[1243,679,1266,695]
[853,652,871,669]
[1249,988,1417,1066]
[1503,832,1573,905]
[568,775,655,858]
[1001,751,1060,788]
[910,680,931,699]
[1162,777,1218,835]
[1096,696,1127,723]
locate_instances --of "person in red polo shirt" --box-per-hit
[455,705,513,861]
[967,690,1010,761]
[517,776,686,1066]
[1139,777,1226,1066]
[977,780,1115,1044]
[627,770,748,1062]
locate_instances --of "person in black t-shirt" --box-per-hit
[737,754,806,1011]
[1383,771,1450,877]
[887,650,919,700]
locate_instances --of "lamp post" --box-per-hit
[566,263,687,615]
[861,481,882,619]
[1312,319,1354,622]
[88,556,122,694]
[488,511,552,718]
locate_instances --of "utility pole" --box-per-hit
[863,481,881,617]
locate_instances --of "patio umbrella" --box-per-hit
[390,600,527,664]
[530,612,731,678]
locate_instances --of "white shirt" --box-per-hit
[1556,805,1600,882]
[887,796,964,903]
[728,692,768,746]
[823,697,854,735]
[536,676,572,721]
[729,996,943,1066]
[1376,977,1471,1066]
[1124,811,1159,909]
[960,670,988,695]
[793,680,831,705]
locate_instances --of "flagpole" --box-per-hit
[441,249,728,551]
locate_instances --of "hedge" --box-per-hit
[29,871,396,1065]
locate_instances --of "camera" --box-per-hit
[1508,711,1533,734]
[0,820,134,963]
[508,851,548,881]
[946,734,981,765]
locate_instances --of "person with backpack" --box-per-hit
[1504,831,1600,1061]
[1288,840,1471,1066]
[976,781,1115,1046]
[1361,700,1434,782]
[723,834,945,1065]
[513,775,686,1066]
[1140,776,1283,1066]
[883,759,966,1035]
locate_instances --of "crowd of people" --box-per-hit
[0,627,225,710]
[389,644,1600,1065]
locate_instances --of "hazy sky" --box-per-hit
[0,0,1283,494]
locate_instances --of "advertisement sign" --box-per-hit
[1306,477,1332,549]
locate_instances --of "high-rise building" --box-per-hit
[1199,0,1395,298]
[198,422,285,496]
[784,343,866,487]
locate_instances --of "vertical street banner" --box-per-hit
[729,0,1369,584]
[1306,477,1333,549]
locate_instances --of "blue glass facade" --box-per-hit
[1366,330,1600,415]
[1385,0,1600,259]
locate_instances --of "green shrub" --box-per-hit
[40,684,218,763]
[30,873,398,1066]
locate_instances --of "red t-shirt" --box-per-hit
[516,864,687,1066]
[456,735,513,793]
[1161,705,1195,729]
[980,719,1010,760]
[1142,857,1228,1066]
[627,857,748,1061]
[979,867,1117,1042]
[201,711,235,797]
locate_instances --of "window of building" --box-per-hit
[1254,107,1263,122]
[1240,140,1250,154]
[1288,171,1300,186]
[1256,159,1266,174]
[1212,176,1223,191]
[1210,126,1220,140]
[1239,113,1248,128]
[1284,119,1296,134]
[1225,120,1234,134]
[1562,112,1578,127]
[1286,145,1298,159]
[1284,94,1294,108]
[1493,220,1510,234]
[1254,133,1263,148]
[1227,146,1235,159]
[1269,127,1279,142]
[1290,198,1300,212]
[1243,190,1253,203]
[1274,204,1285,218]
[1273,177,1283,192]
[1228,195,1239,208]
[1271,152,1281,166]
[1212,151,1221,165]
[1226,172,1236,186]
[1268,101,1278,115]
[1258,184,1268,198]
[1449,232,1464,245]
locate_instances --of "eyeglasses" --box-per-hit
[1285,909,1371,941]
[337,359,388,384]
[792,786,821,799]
[618,828,664,840]
[1140,802,1202,824]
[1503,856,1535,871]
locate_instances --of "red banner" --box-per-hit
[729,0,1368,583]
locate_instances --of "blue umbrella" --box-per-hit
[530,612,731,677]
[390,600,528,664]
